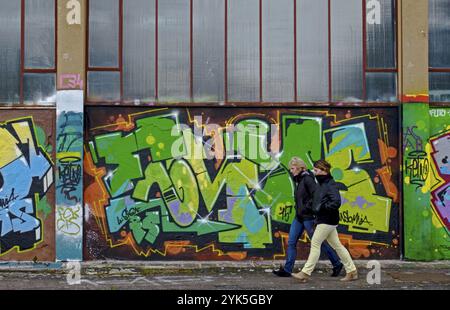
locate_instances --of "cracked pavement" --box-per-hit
[0,260,449,290]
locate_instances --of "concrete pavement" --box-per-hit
[0,260,449,290]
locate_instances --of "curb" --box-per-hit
[0,260,449,273]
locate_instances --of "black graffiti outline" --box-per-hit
[403,126,423,152]
[57,156,81,203]
[0,188,19,209]
[57,112,83,153]
[278,204,293,222]
[405,150,429,191]
[339,210,373,227]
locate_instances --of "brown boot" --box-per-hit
[292,271,310,282]
[340,270,358,282]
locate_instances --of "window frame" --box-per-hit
[85,0,399,107]
[428,0,450,106]
[20,0,58,106]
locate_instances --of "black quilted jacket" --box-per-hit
[312,175,342,225]
[293,170,317,222]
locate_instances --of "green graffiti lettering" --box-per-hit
[90,131,142,198]
[280,115,322,168]
[87,110,398,256]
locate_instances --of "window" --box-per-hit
[365,0,397,103]
[0,0,56,105]
[86,0,398,104]
[429,0,450,103]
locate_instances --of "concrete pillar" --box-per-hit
[398,0,429,103]
[55,0,86,261]
[399,0,434,260]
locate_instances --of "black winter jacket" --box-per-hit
[312,175,342,225]
[293,170,317,222]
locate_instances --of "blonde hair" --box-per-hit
[289,157,307,169]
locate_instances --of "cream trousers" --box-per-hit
[301,224,356,276]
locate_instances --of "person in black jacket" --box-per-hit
[273,157,343,277]
[292,160,358,282]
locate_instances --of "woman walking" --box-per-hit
[293,159,358,282]
[273,157,343,278]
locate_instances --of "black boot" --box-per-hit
[331,263,344,277]
[272,266,292,277]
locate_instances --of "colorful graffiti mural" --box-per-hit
[430,131,450,233]
[429,108,450,258]
[404,105,450,260]
[84,107,400,260]
[56,90,84,261]
[0,112,55,261]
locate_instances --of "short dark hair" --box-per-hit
[313,159,331,174]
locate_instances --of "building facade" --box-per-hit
[0,0,448,262]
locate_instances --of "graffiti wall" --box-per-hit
[403,104,431,259]
[0,110,55,261]
[405,105,450,260]
[430,108,450,251]
[84,107,400,260]
[430,108,450,258]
